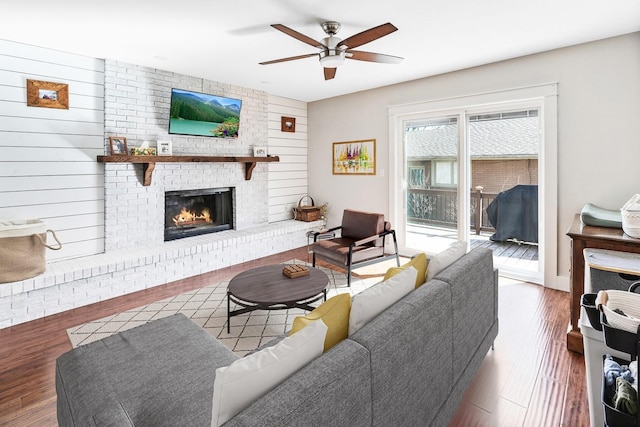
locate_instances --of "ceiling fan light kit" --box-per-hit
[260,21,402,80]
[319,50,345,68]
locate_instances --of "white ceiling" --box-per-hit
[2,0,639,102]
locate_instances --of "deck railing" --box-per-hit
[406,188,498,235]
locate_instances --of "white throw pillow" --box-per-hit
[348,266,417,336]
[211,319,328,426]
[426,241,468,281]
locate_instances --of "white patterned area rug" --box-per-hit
[66,260,380,356]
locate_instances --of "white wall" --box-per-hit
[267,95,308,222]
[308,32,640,284]
[0,40,105,261]
[0,41,313,328]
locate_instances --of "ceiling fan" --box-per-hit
[259,21,403,80]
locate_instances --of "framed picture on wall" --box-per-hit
[332,139,376,175]
[281,116,296,133]
[253,146,267,157]
[157,140,173,156]
[109,136,128,156]
[26,79,69,109]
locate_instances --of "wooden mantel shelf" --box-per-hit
[97,155,280,186]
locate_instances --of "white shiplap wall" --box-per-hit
[267,95,309,222]
[0,40,105,261]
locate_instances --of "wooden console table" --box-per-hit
[566,214,640,353]
[97,155,279,186]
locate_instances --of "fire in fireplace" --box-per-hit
[164,188,234,241]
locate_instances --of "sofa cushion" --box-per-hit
[348,266,416,336]
[92,402,134,427]
[289,293,351,352]
[211,319,327,426]
[223,339,373,427]
[432,247,497,385]
[349,279,455,427]
[56,314,238,427]
[426,240,467,281]
[383,252,427,288]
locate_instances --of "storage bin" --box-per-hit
[590,268,640,293]
[584,249,640,294]
[599,290,640,335]
[602,314,640,358]
[0,219,62,283]
[602,355,638,427]
[581,293,602,331]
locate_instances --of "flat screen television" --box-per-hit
[168,88,242,138]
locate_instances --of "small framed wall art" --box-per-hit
[332,139,376,175]
[253,146,267,157]
[157,140,173,156]
[281,116,296,133]
[109,136,128,156]
[26,79,69,109]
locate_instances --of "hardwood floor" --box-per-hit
[448,277,589,427]
[0,247,589,426]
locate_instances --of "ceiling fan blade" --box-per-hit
[337,22,398,49]
[271,24,326,48]
[324,67,337,80]
[347,50,403,64]
[259,53,318,65]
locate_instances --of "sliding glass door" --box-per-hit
[404,115,461,254]
[389,85,558,286]
[466,109,540,280]
[397,104,542,283]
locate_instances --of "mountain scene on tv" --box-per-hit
[169,89,241,138]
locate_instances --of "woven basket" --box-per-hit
[293,196,321,222]
[0,219,62,283]
[621,194,640,238]
[598,289,640,333]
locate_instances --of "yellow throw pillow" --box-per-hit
[383,253,428,288]
[289,293,351,352]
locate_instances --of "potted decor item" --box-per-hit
[130,141,156,156]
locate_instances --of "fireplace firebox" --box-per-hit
[164,188,234,241]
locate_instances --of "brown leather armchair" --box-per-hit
[312,209,400,286]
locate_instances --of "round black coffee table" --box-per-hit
[226,264,329,332]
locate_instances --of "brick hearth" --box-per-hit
[0,220,320,329]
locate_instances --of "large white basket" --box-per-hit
[599,289,640,333]
[621,194,640,238]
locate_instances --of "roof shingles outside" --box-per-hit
[406,116,539,160]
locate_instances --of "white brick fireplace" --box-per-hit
[0,161,318,329]
[0,59,314,329]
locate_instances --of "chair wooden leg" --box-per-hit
[312,251,316,267]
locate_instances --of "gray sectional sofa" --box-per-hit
[56,247,498,426]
